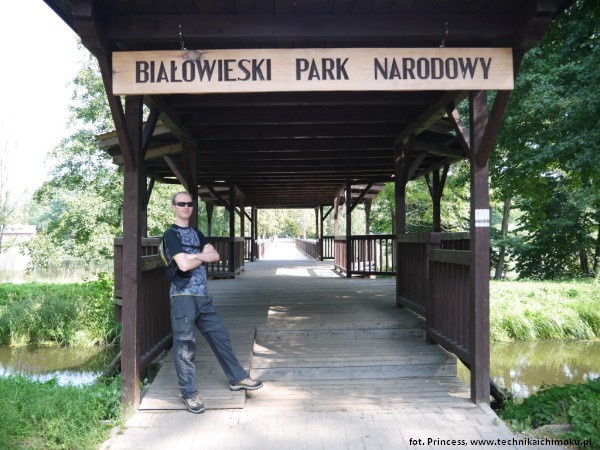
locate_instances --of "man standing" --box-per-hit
[163,191,263,414]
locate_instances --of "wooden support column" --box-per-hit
[469,90,491,404]
[364,200,372,235]
[250,207,256,261]
[206,203,214,237]
[121,95,144,408]
[394,139,415,236]
[333,196,340,237]
[394,150,405,307]
[317,205,325,261]
[182,140,198,228]
[229,185,236,276]
[240,199,245,239]
[346,183,352,278]
[141,109,159,237]
[425,167,449,232]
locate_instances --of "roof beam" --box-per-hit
[104,14,516,44]
[394,91,467,148]
[113,143,182,164]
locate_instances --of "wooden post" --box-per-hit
[121,95,144,408]
[239,197,245,263]
[319,205,325,261]
[182,140,198,228]
[432,170,442,232]
[240,197,245,239]
[426,166,448,233]
[469,90,491,404]
[254,207,259,259]
[364,200,372,235]
[395,149,407,307]
[206,203,214,237]
[250,206,256,261]
[394,143,410,235]
[229,185,236,276]
[346,182,352,278]
[332,196,339,237]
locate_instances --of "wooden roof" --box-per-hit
[45,0,572,208]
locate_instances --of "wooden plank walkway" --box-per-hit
[139,259,471,412]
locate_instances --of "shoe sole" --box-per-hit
[229,383,263,391]
[182,398,205,414]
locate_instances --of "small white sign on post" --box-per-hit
[475,209,491,228]
[112,48,514,95]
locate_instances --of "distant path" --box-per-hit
[261,238,311,261]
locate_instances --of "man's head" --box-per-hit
[171,191,194,221]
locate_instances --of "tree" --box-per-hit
[491,0,600,278]
[24,48,122,270]
[0,132,20,253]
[370,162,470,235]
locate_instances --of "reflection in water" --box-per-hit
[0,345,119,386]
[2,340,599,394]
[491,340,600,397]
[460,340,600,398]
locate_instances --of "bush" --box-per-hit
[499,378,600,449]
[0,273,119,347]
[0,375,123,449]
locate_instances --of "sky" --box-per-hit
[0,1,82,199]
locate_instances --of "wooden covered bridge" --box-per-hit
[43,0,572,410]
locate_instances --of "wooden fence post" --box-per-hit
[469,90,491,404]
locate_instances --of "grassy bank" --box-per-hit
[0,274,119,347]
[490,279,600,341]
[0,375,123,449]
[499,378,600,450]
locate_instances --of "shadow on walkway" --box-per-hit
[101,259,561,450]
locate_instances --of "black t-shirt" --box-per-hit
[164,224,209,297]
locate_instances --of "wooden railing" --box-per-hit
[396,233,433,315]
[257,239,271,259]
[334,235,396,276]
[207,237,245,277]
[244,237,253,261]
[113,234,248,371]
[396,232,473,367]
[427,232,472,365]
[114,237,171,374]
[295,239,319,259]
[322,236,335,259]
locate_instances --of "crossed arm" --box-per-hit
[172,244,220,272]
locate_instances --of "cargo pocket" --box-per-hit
[172,314,194,341]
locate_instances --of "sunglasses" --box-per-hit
[175,202,194,207]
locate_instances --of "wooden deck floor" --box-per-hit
[139,260,471,412]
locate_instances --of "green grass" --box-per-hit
[490,279,600,341]
[0,273,120,347]
[0,375,124,450]
[499,378,600,450]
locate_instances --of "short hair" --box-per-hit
[171,191,192,205]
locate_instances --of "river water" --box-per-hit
[459,340,600,397]
[1,340,598,396]
[0,345,120,386]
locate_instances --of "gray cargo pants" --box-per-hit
[170,295,248,400]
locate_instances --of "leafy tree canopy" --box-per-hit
[492,0,600,278]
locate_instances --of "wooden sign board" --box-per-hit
[112,48,513,95]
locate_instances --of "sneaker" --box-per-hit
[182,395,205,414]
[230,377,263,391]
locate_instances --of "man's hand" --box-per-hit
[174,244,221,272]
